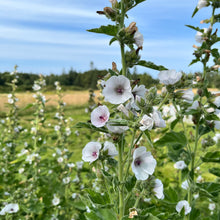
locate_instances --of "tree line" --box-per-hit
[0,68,159,92]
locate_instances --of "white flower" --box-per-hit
[196,175,203,183]
[102,75,132,104]
[139,114,154,131]
[0,203,19,215]
[82,142,101,163]
[213,133,220,143]
[8,98,14,104]
[54,125,60,132]
[181,89,194,103]
[131,146,156,180]
[132,85,147,99]
[187,101,199,111]
[181,180,189,190]
[52,195,60,206]
[214,96,220,107]
[72,193,77,199]
[214,121,220,130]
[176,200,191,215]
[153,179,164,199]
[158,69,182,85]
[19,168,25,174]
[63,177,71,184]
[197,0,208,10]
[76,161,83,169]
[194,193,199,199]
[109,0,117,5]
[67,163,75,168]
[106,122,129,134]
[91,105,110,127]
[195,28,208,43]
[32,84,41,91]
[151,110,166,128]
[208,203,216,211]
[65,127,71,136]
[103,141,118,157]
[134,31,144,48]
[174,161,187,170]
[57,157,64,163]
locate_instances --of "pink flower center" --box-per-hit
[116,86,124,94]
[99,115,107,122]
[92,151,97,158]
[134,158,142,166]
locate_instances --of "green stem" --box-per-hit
[124,129,136,182]
[118,135,124,219]
[134,188,145,208]
[188,124,199,206]
[158,92,169,111]
[119,0,126,76]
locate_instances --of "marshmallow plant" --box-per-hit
[76,0,220,219]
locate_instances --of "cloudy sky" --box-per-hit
[0,0,214,77]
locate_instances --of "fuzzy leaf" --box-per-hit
[109,37,117,45]
[185,25,203,32]
[125,175,136,192]
[154,131,187,147]
[209,167,220,177]
[192,7,199,18]
[75,122,108,133]
[201,151,220,163]
[87,25,118,37]
[86,189,110,205]
[136,60,168,71]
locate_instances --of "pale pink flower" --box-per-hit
[131,146,156,180]
[106,122,129,134]
[195,28,208,43]
[151,110,166,128]
[91,105,110,127]
[82,142,101,163]
[102,75,132,104]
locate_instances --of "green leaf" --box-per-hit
[201,151,220,163]
[209,167,220,177]
[197,182,220,197]
[189,58,200,66]
[125,175,136,192]
[87,25,118,37]
[108,119,128,126]
[198,125,212,137]
[163,187,179,204]
[75,122,108,133]
[109,37,117,45]
[192,7,199,18]
[85,211,101,220]
[170,118,179,130]
[86,189,110,205]
[135,0,146,6]
[189,208,200,220]
[185,25,203,32]
[136,60,168,71]
[211,48,220,59]
[154,131,187,147]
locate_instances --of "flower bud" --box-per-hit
[126,22,138,35]
[103,7,117,20]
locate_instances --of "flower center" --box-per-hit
[116,86,124,94]
[134,158,142,166]
[92,152,97,157]
[99,115,107,122]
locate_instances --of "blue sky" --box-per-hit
[0,0,215,78]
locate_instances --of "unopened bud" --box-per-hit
[112,62,117,71]
[126,22,138,35]
[103,7,116,19]
[196,75,201,82]
[117,104,129,117]
[129,208,138,218]
[212,65,220,70]
[193,44,199,49]
[161,87,167,96]
[197,89,203,96]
